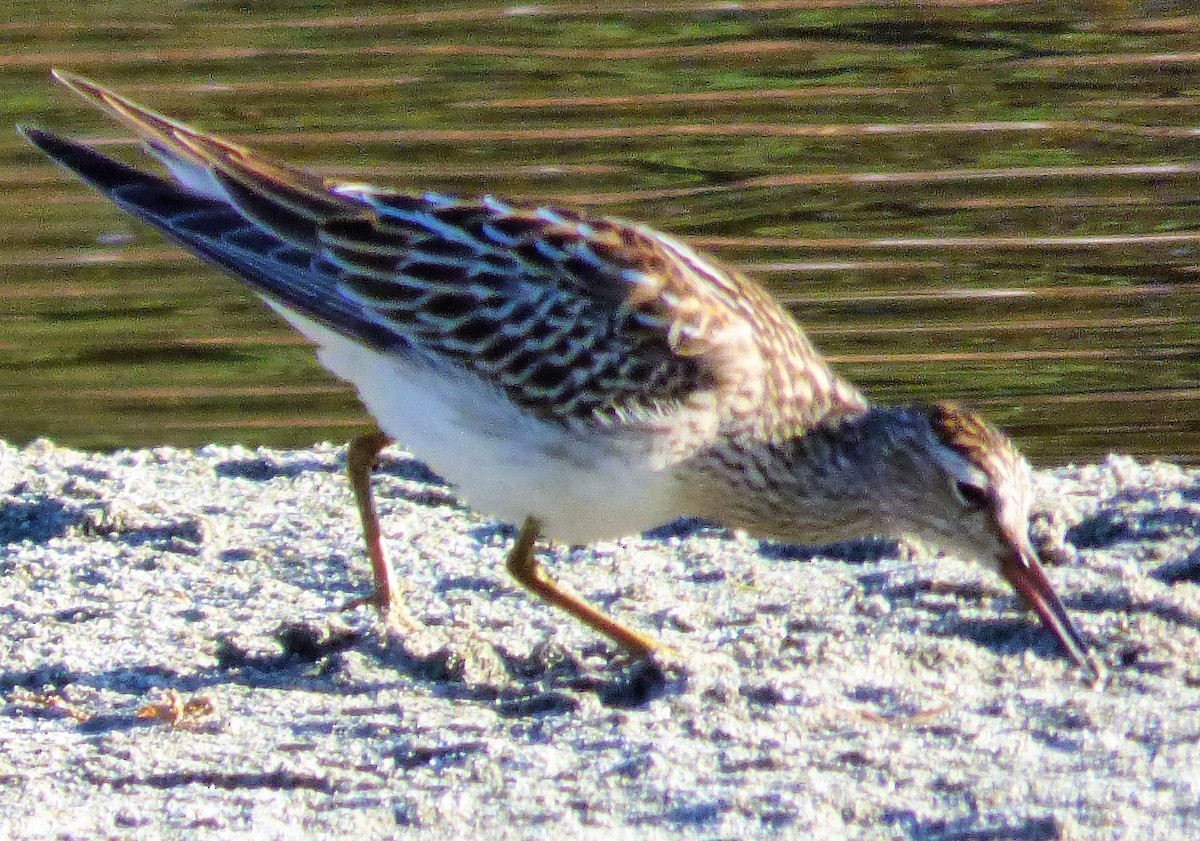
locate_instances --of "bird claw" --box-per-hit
[338,588,417,632]
[647,642,686,669]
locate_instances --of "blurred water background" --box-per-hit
[2,1,1198,464]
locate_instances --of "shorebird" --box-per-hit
[20,70,1099,679]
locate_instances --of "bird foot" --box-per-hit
[338,588,418,632]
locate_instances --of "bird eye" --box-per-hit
[953,480,990,511]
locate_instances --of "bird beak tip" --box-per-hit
[997,543,1098,682]
[1082,655,1108,688]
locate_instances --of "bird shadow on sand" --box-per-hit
[211,615,678,713]
[342,629,675,713]
[1,620,676,737]
[936,613,1093,667]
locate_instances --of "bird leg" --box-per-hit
[505,516,659,658]
[339,429,407,624]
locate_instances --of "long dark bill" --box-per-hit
[998,545,1104,685]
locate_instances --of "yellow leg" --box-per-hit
[505,516,659,658]
[340,430,404,619]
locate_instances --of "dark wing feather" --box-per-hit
[320,193,722,422]
[18,126,397,350]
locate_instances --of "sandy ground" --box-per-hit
[1,439,1198,839]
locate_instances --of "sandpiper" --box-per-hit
[20,71,1099,678]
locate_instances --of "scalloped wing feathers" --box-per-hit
[29,71,868,445]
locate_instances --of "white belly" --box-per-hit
[269,304,688,544]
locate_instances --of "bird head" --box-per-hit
[892,402,1100,680]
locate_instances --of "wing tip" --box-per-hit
[15,122,43,144]
[16,122,73,160]
[49,68,108,105]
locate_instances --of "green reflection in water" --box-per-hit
[2,3,1198,464]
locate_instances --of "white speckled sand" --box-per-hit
[1,440,1197,839]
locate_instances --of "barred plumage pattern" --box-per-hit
[326,195,730,425]
[327,191,870,439]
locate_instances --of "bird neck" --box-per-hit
[689,405,934,544]
[784,404,929,474]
